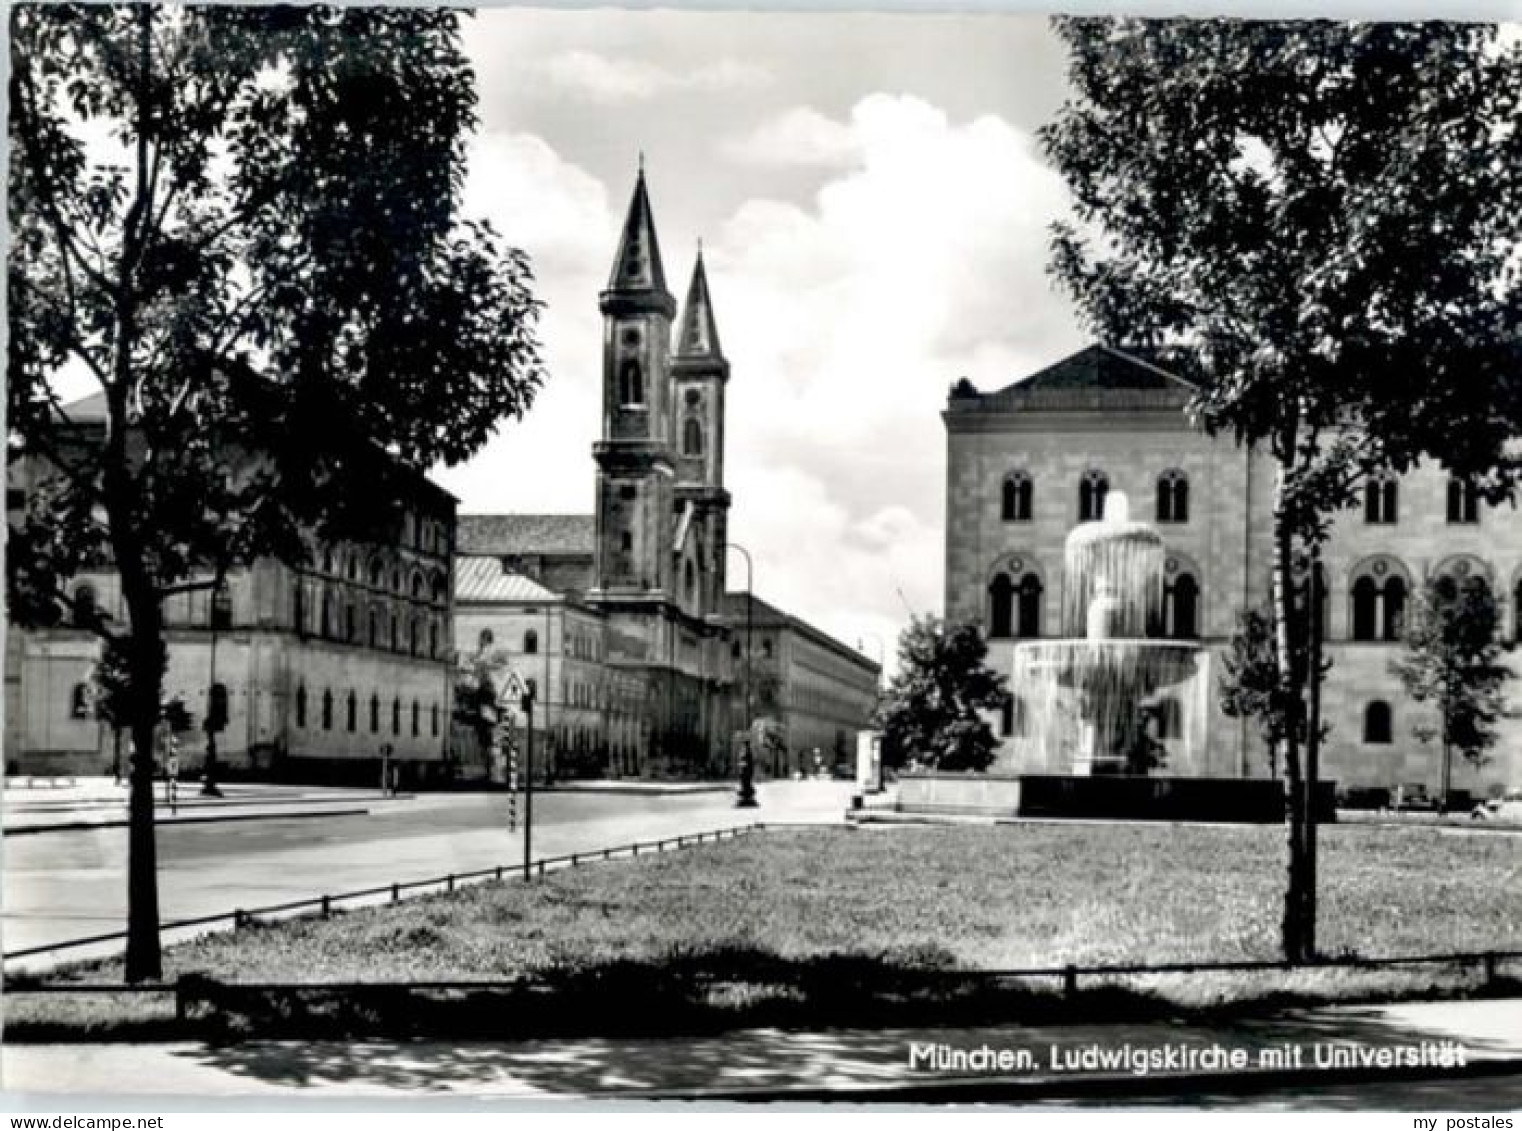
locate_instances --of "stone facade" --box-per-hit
[943,344,1522,798]
[722,593,882,777]
[6,407,457,781]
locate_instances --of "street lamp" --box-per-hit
[725,542,759,808]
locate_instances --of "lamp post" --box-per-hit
[725,542,757,807]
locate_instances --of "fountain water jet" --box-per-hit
[1003,491,1210,777]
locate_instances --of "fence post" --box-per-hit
[604,848,612,860]
[1483,952,1498,986]
[1063,965,1078,998]
[234,909,247,929]
[446,875,455,893]
[320,895,331,918]
[495,865,503,882]
[174,977,187,1023]
[538,860,546,877]
[391,883,400,904]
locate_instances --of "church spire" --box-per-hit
[605,164,670,299]
[674,246,725,364]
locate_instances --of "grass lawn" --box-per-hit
[16,821,1521,1038]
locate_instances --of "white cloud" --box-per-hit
[707,94,1086,651]
[538,51,771,104]
[723,107,861,167]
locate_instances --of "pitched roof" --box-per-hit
[674,250,724,362]
[457,514,595,557]
[453,556,561,603]
[995,344,1197,396]
[606,168,669,297]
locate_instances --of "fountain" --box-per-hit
[894,490,1289,823]
[1005,491,1209,779]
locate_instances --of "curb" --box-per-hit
[646,1054,1522,1104]
[4,807,372,836]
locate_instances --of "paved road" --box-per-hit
[2,780,853,970]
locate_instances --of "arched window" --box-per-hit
[524,628,539,655]
[1079,470,1109,523]
[345,602,356,641]
[430,621,439,658]
[71,584,97,628]
[391,697,401,735]
[1156,470,1189,524]
[431,704,440,737]
[1365,474,1398,524]
[369,607,380,647]
[411,701,420,737]
[409,617,420,656]
[685,559,697,603]
[989,574,1014,638]
[1015,574,1043,638]
[619,357,645,406]
[1383,576,1408,641]
[1351,576,1379,642]
[369,557,385,587]
[1001,472,1033,522]
[411,572,424,599]
[293,581,306,635]
[1351,560,1411,642]
[320,593,332,638]
[70,682,91,719]
[370,693,380,733]
[1448,476,1480,524]
[321,689,333,731]
[1164,573,1200,639]
[682,417,703,457]
[346,690,357,732]
[295,684,307,728]
[1364,701,1393,744]
[478,628,494,652]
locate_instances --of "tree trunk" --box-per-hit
[1303,546,1323,959]
[1271,467,1310,964]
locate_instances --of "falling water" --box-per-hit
[1005,490,1210,777]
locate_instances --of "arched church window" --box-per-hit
[1079,470,1109,523]
[1156,470,1189,524]
[1363,701,1393,744]
[1001,472,1033,522]
[683,417,704,457]
[1365,474,1398,524]
[1382,576,1408,641]
[1351,576,1379,641]
[619,358,645,407]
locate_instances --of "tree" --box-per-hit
[1392,574,1512,807]
[874,615,1007,772]
[1044,17,1522,962]
[8,5,545,980]
[454,645,514,760]
[86,636,136,781]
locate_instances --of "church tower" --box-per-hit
[593,167,678,597]
[670,248,731,619]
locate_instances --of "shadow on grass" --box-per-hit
[9,947,1518,1047]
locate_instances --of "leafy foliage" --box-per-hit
[1391,574,1513,778]
[7,3,545,979]
[1043,16,1522,961]
[874,616,1007,772]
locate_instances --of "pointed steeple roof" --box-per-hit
[606,166,669,297]
[674,247,724,362]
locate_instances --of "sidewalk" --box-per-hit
[2,777,400,833]
[4,998,1519,1100]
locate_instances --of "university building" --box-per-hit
[943,344,1522,798]
[5,394,458,781]
[453,170,879,777]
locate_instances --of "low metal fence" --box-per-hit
[7,948,1519,1022]
[2,823,762,964]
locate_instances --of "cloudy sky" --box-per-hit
[436,8,1096,664]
